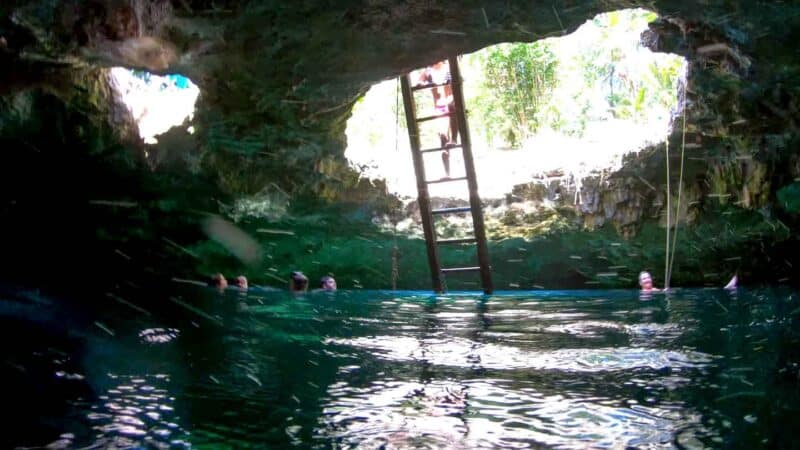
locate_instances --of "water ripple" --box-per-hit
[86,373,189,448]
[18,287,797,448]
[327,336,713,372]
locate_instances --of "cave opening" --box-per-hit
[345,8,687,201]
[109,67,200,144]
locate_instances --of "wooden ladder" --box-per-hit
[400,56,493,294]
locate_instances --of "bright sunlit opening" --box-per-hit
[110,68,200,144]
[345,9,687,200]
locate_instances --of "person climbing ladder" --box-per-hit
[415,60,458,177]
[401,56,493,294]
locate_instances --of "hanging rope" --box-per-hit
[664,132,671,289]
[390,77,401,290]
[391,222,400,290]
[395,77,401,153]
[667,82,688,287]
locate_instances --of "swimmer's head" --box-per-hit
[320,276,337,291]
[638,271,654,290]
[234,275,248,290]
[289,271,308,292]
[210,273,228,289]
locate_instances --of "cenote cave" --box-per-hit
[1,1,799,448]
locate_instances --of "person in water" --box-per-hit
[234,275,248,290]
[639,270,738,291]
[638,271,661,292]
[210,273,228,290]
[289,271,309,292]
[319,275,337,291]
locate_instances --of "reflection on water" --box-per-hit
[87,373,190,448]
[327,335,713,371]
[1,288,798,448]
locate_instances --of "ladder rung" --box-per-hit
[431,206,472,215]
[421,143,462,153]
[437,238,477,245]
[441,266,481,273]
[416,112,452,122]
[412,82,451,92]
[426,176,467,184]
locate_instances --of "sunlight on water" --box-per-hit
[326,335,712,372]
[87,373,189,448]
[139,327,180,344]
[2,287,798,448]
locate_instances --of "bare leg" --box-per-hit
[448,102,458,144]
[439,132,450,177]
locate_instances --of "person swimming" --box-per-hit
[639,270,739,291]
[319,275,337,291]
[234,275,248,290]
[638,271,661,292]
[210,273,228,290]
[289,271,308,292]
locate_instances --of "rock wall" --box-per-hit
[1,1,799,289]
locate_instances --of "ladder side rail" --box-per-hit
[400,75,444,293]
[448,57,494,294]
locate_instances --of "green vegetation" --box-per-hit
[471,42,558,147]
[464,8,685,146]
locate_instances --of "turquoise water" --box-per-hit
[2,287,799,448]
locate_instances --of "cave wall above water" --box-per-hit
[2,1,800,288]
[3,1,799,197]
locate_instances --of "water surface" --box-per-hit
[2,287,798,448]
